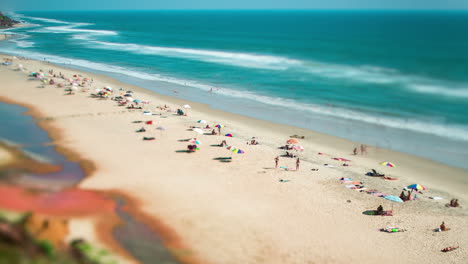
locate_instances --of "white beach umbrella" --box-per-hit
[183,104,191,109]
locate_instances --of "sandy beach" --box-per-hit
[0,54,467,264]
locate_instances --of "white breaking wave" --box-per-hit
[409,84,468,99]
[79,40,468,99]
[30,24,118,36]
[2,49,467,142]
[12,14,71,24]
[8,34,35,48]
[87,40,301,70]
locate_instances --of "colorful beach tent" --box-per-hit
[197,120,207,124]
[383,195,403,203]
[225,133,233,137]
[407,184,426,191]
[380,162,396,167]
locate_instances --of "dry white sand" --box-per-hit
[0,55,467,264]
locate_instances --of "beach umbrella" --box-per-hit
[190,140,202,145]
[126,90,133,93]
[226,146,234,150]
[287,139,299,144]
[126,97,134,102]
[124,93,133,97]
[193,128,204,134]
[183,104,191,109]
[133,99,142,103]
[291,145,304,151]
[231,148,245,154]
[156,126,166,131]
[407,184,426,191]
[197,120,207,124]
[380,162,396,167]
[215,124,224,128]
[225,133,233,137]
[383,195,404,203]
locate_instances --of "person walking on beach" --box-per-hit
[296,158,300,171]
[353,147,358,155]
[360,144,367,155]
[274,156,279,169]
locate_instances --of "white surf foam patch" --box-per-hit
[81,40,468,99]
[8,34,35,48]
[12,14,71,24]
[2,49,467,142]
[30,23,118,36]
[408,84,468,99]
[86,41,302,70]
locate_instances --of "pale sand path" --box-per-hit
[0,56,467,264]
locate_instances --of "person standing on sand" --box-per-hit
[360,144,368,155]
[353,147,358,155]
[296,158,300,171]
[275,156,279,169]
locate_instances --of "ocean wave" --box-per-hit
[30,24,118,36]
[8,34,35,48]
[86,40,301,70]
[79,40,468,100]
[12,14,71,24]
[408,84,468,99]
[1,49,467,142]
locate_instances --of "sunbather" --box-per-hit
[441,246,459,252]
[376,205,384,215]
[440,221,451,231]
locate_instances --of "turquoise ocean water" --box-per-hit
[1,10,467,169]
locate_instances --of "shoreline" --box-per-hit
[0,54,467,263]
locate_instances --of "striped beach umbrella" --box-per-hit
[225,133,233,137]
[380,162,396,167]
[215,124,224,128]
[287,139,299,144]
[407,184,426,191]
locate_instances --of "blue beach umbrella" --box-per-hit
[383,195,403,203]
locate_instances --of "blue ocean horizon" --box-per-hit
[1,10,467,169]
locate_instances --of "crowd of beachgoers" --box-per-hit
[1,55,467,263]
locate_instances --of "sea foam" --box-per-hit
[3,49,468,143]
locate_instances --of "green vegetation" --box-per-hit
[0,210,116,264]
[0,12,19,28]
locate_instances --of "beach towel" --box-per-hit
[324,164,337,168]
[372,193,387,197]
[383,177,398,180]
[429,197,443,200]
[341,181,362,185]
[333,158,351,161]
[340,177,352,181]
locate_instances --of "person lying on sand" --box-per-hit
[441,246,459,252]
[290,135,305,139]
[219,140,227,147]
